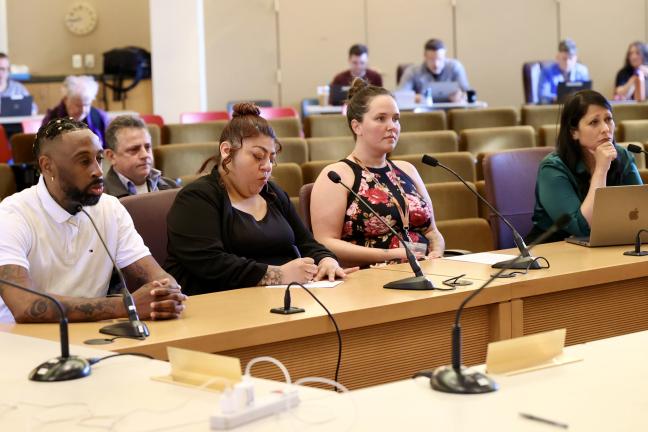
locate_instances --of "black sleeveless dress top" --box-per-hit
[340,159,433,251]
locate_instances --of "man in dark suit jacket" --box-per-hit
[103,115,177,198]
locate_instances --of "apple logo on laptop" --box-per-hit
[629,208,639,221]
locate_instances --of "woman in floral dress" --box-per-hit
[310,79,445,267]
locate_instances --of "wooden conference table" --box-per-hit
[3,241,648,391]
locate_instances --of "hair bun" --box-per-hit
[232,102,261,117]
[346,78,370,102]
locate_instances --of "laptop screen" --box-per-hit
[329,85,350,106]
[556,81,592,103]
[0,96,33,117]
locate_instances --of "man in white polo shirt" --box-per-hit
[0,118,186,323]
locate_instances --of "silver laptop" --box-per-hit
[426,82,460,102]
[393,90,416,107]
[566,185,648,247]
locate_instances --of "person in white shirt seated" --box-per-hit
[0,117,186,323]
[103,115,178,198]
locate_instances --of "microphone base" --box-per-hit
[491,256,541,270]
[384,276,435,290]
[29,355,91,382]
[624,250,648,256]
[100,320,150,340]
[430,365,498,394]
[270,306,305,315]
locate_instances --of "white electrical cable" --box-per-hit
[243,357,357,431]
[244,355,292,385]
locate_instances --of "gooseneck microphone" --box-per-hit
[77,206,149,340]
[421,155,540,270]
[626,143,648,156]
[624,229,648,256]
[327,170,434,290]
[421,214,571,394]
[0,278,90,381]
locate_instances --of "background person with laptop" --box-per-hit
[538,39,590,104]
[0,52,36,138]
[527,90,642,244]
[329,44,382,105]
[397,38,470,103]
[0,52,34,109]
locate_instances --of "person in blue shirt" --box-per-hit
[527,90,642,243]
[538,39,590,104]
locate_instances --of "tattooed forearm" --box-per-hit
[122,256,174,290]
[259,266,283,286]
[72,299,118,319]
[124,261,150,287]
[26,299,49,320]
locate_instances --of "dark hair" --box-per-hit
[424,39,445,52]
[558,38,577,55]
[104,115,147,151]
[623,41,648,70]
[345,78,393,140]
[556,90,622,197]
[199,102,281,174]
[348,44,368,57]
[0,52,8,61]
[33,117,89,158]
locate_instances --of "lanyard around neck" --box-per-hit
[351,156,411,237]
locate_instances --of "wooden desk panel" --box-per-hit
[1,268,508,390]
[5,242,647,390]
[380,242,648,347]
[518,276,648,345]
[220,304,493,390]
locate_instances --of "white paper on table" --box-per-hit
[444,252,518,265]
[266,280,343,289]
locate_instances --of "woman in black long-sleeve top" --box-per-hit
[164,103,352,295]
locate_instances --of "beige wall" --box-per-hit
[150,0,206,123]
[204,0,278,111]
[197,0,648,109]
[9,1,648,114]
[6,0,150,75]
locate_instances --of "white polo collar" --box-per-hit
[36,176,77,224]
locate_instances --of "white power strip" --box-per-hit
[210,389,300,430]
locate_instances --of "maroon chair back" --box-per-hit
[140,114,165,127]
[396,63,413,85]
[0,125,11,163]
[259,107,299,119]
[180,111,230,124]
[119,189,180,265]
[483,147,554,249]
[522,60,551,104]
[299,183,314,231]
[9,133,35,164]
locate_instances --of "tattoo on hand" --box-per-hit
[259,266,283,285]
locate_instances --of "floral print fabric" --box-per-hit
[341,159,432,252]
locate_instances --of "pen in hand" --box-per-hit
[520,412,568,429]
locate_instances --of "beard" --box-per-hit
[60,176,103,211]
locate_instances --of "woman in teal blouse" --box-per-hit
[528,90,642,243]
